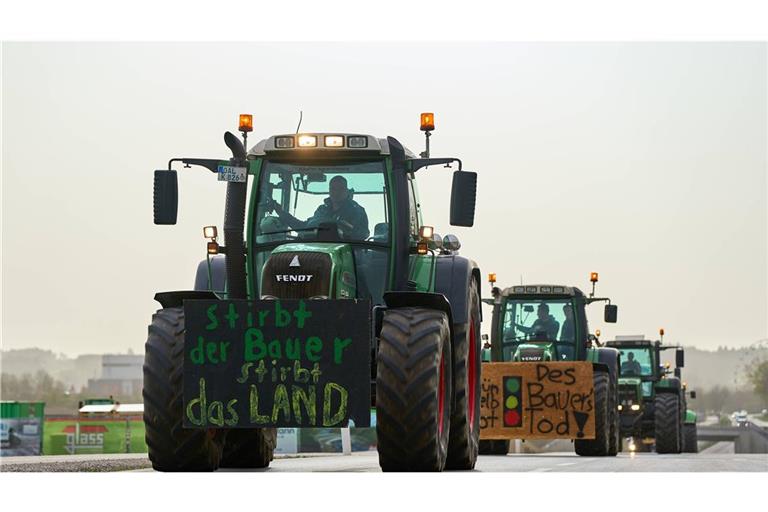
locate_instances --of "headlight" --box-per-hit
[618,404,623,411]
[324,135,344,147]
[297,135,317,147]
[275,136,295,148]
[347,136,368,148]
[630,404,641,411]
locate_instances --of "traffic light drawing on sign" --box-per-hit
[503,376,523,427]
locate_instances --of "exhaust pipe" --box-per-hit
[223,131,248,299]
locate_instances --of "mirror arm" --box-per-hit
[168,158,221,173]
[585,297,611,305]
[406,157,463,173]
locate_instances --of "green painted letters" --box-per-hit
[323,382,348,426]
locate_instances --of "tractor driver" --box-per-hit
[270,175,370,240]
[621,352,643,376]
[515,303,560,340]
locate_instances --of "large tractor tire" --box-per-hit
[654,393,681,454]
[446,279,481,469]
[376,307,453,471]
[143,307,224,471]
[575,371,610,456]
[479,440,510,455]
[220,428,277,468]
[607,370,620,456]
[682,423,698,453]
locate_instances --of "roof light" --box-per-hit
[553,286,565,293]
[420,112,435,131]
[417,242,429,255]
[512,286,525,293]
[347,136,368,148]
[275,136,295,148]
[298,135,317,147]
[239,114,253,133]
[488,273,497,284]
[540,286,552,293]
[659,328,665,336]
[207,241,219,255]
[590,272,599,283]
[596,329,601,337]
[525,286,537,293]
[419,225,434,241]
[324,135,344,147]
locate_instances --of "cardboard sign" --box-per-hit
[183,299,371,428]
[479,362,596,440]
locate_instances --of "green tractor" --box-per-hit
[145,113,483,472]
[605,332,698,453]
[479,272,621,456]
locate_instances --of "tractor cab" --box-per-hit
[496,286,583,362]
[247,135,398,304]
[485,273,618,364]
[606,336,657,415]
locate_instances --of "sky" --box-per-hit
[1,42,766,356]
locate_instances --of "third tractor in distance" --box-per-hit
[605,331,698,453]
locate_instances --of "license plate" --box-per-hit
[217,165,247,182]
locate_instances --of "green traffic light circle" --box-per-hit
[506,378,520,393]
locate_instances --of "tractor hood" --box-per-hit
[513,342,555,362]
[260,242,356,300]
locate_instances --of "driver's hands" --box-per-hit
[264,198,281,214]
[338,219,354,233]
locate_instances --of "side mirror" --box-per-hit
[690,391,696,399]
[154,170,178,225]
[449,170,477,227]
[604,304,618,323]
[676,349,685,368]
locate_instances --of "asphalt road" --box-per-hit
[3,449,765,472]
[702,441,735,454]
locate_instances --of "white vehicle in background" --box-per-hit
[734,410,749,427]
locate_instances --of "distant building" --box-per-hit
[86,355,143,397]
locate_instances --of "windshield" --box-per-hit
[500,298,578,360]
[254,160,389,244]
[618,347,653,377]
[251,159,391,304]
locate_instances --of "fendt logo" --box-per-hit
[275,275,314,282]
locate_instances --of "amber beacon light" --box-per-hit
[239,114,253,133]
[420,112,435,131]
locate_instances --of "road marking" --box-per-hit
[557,462,576,466]
[532,467,552,472]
